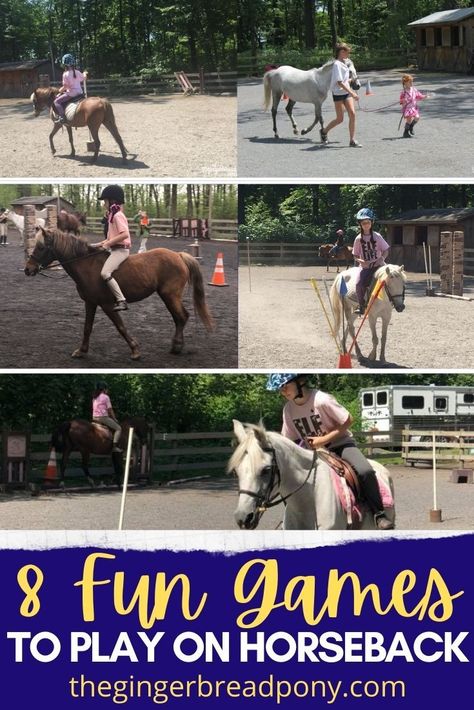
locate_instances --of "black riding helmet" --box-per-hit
[95,381,108,392]
[99,185,125,204]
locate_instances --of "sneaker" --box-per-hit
[374,513,394,530]
[113,300,128,311]
[320,128,328,144]
[112,446,123,453]
[349,139,362,147]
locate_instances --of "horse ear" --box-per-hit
[233,419,247,443]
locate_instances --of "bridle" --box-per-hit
[236,446,317,515]
[383,271,406,309]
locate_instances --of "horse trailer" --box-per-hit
[360,385,474,438]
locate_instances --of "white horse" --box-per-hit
[330,264,407,363]
[3,209,45,244]
[263,58,360,139]
[229,420,395,531]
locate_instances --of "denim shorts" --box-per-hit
[333,93,350,102]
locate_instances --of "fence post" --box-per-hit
[429,431,442,522]
[199,67,205,93]
[23,205,36,260]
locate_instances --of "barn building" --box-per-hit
[379,207,474,273]
[408,8,474,73]
[0,60,58,98]
[10,196,76,215]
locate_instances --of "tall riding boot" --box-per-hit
[359,469,394,530]
[409,119,418,135]
[104,276,128,311]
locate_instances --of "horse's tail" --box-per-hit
[263,72,272,111]
[329,278,343,334]
[102,99,128,158]
[51,421,71,453]
[179,252,215,331]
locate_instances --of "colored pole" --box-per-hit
[348,278,386,355]
[310,278,342,354]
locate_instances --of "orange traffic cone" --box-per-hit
[44,447,58,481]
[338,352,352,369]
[365,80,374,96]
[208,252,229,287]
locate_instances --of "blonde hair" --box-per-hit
[402,74,414,85]
[334,42,351,59]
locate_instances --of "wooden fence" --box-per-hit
[465,248,474,275]
[82,217,237,241]
[239,241,327,266]
[46,71,236,96]
[401,429,474,467]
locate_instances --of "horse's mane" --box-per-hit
[375,264,407,281]
[35,87,60,100]
[47,229,96,259]
[227,422,311,474]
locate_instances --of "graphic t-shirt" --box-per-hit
[92,393,112,418]
[281,389,353,449]
[352,231,389,267]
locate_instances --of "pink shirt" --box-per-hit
[353,231,389,267]
[282,389,353,448]
[92,392,112,418]
[400,87,425,119]
[108,209,131,248]
[62,69,85,97]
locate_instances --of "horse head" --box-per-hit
[346,58,361,90]
[30,88,57,117]
[382,264,406,312]
[229,420,276,530]
[318,244,329,257]
[24,227,57,274]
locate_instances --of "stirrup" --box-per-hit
[113,300,128,311]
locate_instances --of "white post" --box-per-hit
[246,236,252,292]
[428,244,433,291]
[430,430,442,522]
[118,427,134,531]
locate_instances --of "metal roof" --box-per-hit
[408,8,474,27]
[10,196,75,207]
[379,207,474,224]
[0,59,50,73]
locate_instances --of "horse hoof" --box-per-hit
[71,349,87,358]
[301,129,307,135]
[131,352,141,360]
[170,344,184,354]
[274,134,279,140]
[293,129,299,135]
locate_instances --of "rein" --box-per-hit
[238,447,317,513]
[35,248,103,273]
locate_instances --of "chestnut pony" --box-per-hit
[30,87,128,163]
[24,228,214,360]
[51,415,149,486]
[318,243,353,272]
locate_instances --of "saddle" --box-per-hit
[53,94,85,123]
[316,448,361,499]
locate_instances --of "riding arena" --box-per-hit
[238,260,474,370]
[0,76,236,177]
[238,69,474,178]
[0,207,238,368]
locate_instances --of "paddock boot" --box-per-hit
[104,276,128,311]
[409,120,418,136]
[403,124,412,138]
[374,512,394,530]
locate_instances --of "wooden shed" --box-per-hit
[10,196,76,215]
[408,8,474,73]
[379,207,474,272]
[0,60,57,98]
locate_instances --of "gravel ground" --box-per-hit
[0,233,238,368]
[238,264,474,370]
[0,465,472,530]
[0,93,236,177]
[238,69,474,178]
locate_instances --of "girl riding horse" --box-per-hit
[54,53,88,124]
[352,207,390,315]
[92,381,122,453]
[266,373,394,530]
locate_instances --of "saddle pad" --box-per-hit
[64,100,82,122]
[329,467,394,521]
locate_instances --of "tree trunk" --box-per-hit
[328,0,337,47]
[303,0,315,49]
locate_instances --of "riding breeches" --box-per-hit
[101,249,129,302]
[93,416,122,445]
[329,442,385,515]
[53,92,73,117]
[356,266,377,308]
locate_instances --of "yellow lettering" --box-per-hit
[74,552,115,621]
[17,564,44,617]
[234,559,282,627]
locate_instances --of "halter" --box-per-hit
[237,446,317,514]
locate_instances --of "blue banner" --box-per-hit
[0,533,471,707]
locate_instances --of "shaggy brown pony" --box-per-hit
[25,228,214,360]
[318,243,354,272]
[30,87,128,163]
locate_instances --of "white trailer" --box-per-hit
[360,385,474,436]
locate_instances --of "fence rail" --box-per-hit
[70,217,236,241]
[465,248,474,275]
[401,428,474,466]
[239,241,329,266]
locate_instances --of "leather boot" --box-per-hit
[374,512,394,530]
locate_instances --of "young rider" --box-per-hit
[94,185,131,311]
[329,228,344,256]
[400,73,427,138]
[266,373,394,530]
[352,208,389,315]
[92,381,122,453]
[54,53,88,124]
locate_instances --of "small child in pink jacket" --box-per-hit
[400,74,427,138]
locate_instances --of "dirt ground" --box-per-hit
[0,233,238,368]
[239,264,474,369]
[0,464,472,530]
[0,93,236,177]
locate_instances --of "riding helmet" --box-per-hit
[356,207,375,221]
[61,53,76,66]
[336,229,344,235]
[95,381,108,391]
[266,373,301,391]
[99,185,125,204]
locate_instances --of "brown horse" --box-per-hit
[30,87,128,163]
[51,416,149,486]
[58,211,87,234]
[24,228,214,360]
[318,244,354,272]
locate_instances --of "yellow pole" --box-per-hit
[348,278,385,355]
[310,278,342,354]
